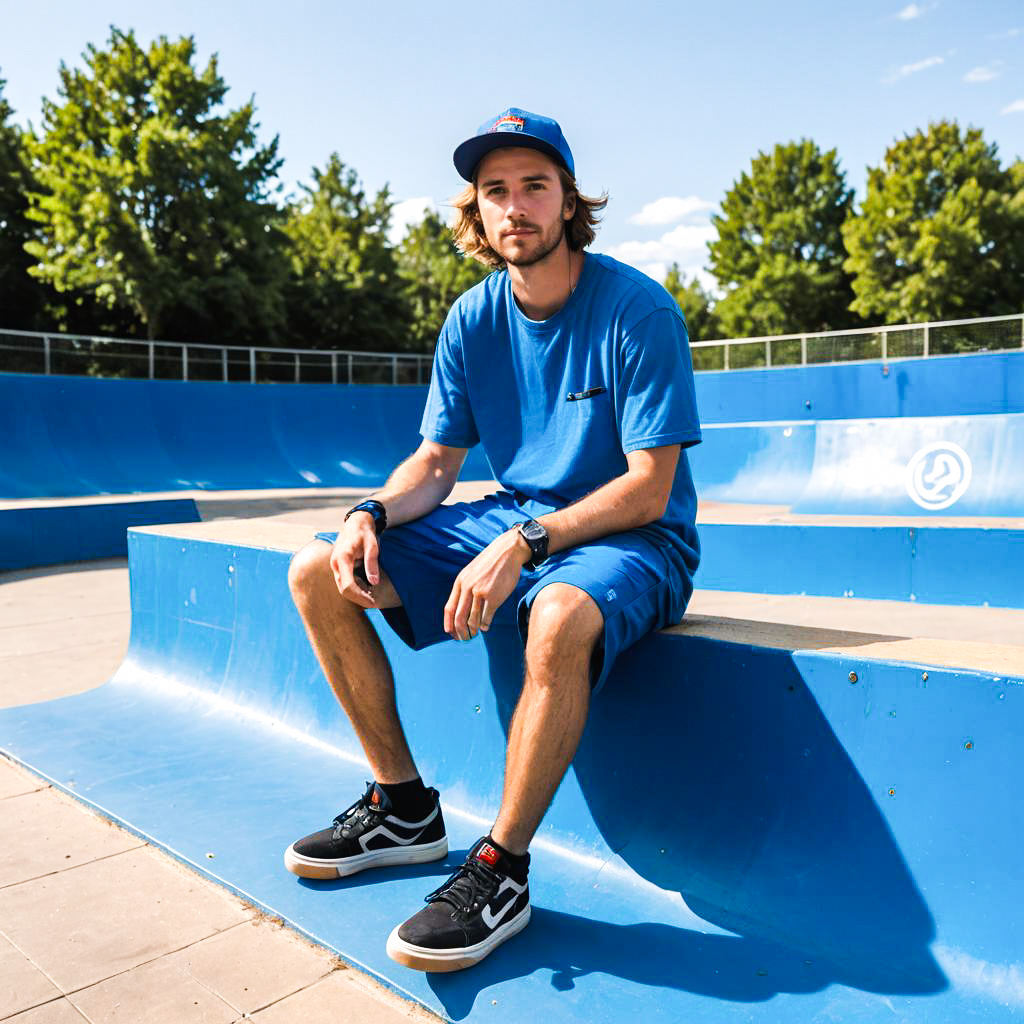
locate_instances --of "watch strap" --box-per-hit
[345,499,387,535]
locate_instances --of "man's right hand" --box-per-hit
[330,511,381,608]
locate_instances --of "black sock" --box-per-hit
[487,835,530,883]
[378,777,435,820]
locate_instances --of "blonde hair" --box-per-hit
[451,163,608,269]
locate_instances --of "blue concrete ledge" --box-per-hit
[0,498,200,570]
[1,523,1022,1021]
[699,522,1024,608]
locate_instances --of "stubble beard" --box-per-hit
[500,221,567,269]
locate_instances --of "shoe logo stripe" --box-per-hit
[480,877,527,930]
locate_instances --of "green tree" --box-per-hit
[24,28,287,343]
[0,75,48,331]
[842,121,1024,323]
[663,263,719,342]
[283,154,409,351]
[396,209,489,350]
[709,139,857,337]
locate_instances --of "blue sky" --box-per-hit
[2,1,1021,288]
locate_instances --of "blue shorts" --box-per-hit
[314,491,692,693]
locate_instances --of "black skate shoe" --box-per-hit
[284,781,447,879]
[386,837,531,971]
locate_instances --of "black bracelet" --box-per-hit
[344,499,387,534]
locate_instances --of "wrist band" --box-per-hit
[344,499,387,534]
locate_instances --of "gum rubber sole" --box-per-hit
[283,836,448,879]
[386,904,531,972]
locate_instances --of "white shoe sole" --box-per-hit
[385,903,532,972]
[283,836,448,879]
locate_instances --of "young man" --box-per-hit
[285,107,702,972]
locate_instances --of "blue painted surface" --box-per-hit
[695,350,1024,424]
[2,528,1022,1021]
[3,351,1022,505]
[697,523,1024,608]
[690,413,1024,516]
[0,499,200,570]
[0,373,492,498]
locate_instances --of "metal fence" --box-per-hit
[0,329,434,385]
[689,312,1024,372]
[1,312,1022,384]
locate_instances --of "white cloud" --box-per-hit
[964,62,1002,83]
[627,195,715,226]
[388,196,435,245]
[884,54,943,83]
[604,220,717,289]
[897,3,926,19]
[1001,99,1024,115]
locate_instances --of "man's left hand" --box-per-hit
[445,528,531,641]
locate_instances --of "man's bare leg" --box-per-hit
[287,539,418,784]
[490,582,603,855]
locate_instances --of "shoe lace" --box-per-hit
[424,858,500,916]
[331,782,387,840]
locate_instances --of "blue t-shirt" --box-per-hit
[420,252,702,576]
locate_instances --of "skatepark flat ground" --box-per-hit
[3,485,1023,1023]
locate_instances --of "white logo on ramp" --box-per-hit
[905,442,972,511]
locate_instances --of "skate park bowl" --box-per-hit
[2,347,1024,1020]
[1,518,1022,1021]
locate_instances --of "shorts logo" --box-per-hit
[490,114,525,134]
[905,441,972,511]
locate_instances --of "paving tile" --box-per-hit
[0,788,142,889]
[0,758,45,800]
[0,931,61,1018]
[2,999,89,1024]
[163,918,336,1013]
[0,845,251,992]
[249,971,419,1024]
[0,613,128,661]
[67,953,237,1024]
[0,641,127,708]
[2,1000,90,1023]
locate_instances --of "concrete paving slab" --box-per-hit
[3,1000,89,1023]
[0,640,129,707]
[0,613,128,661]
[161,918,337,1015]
[0,932,61,1019]
[249,970,424,1024]
[0,561,129,629]
[67,952,239,1024]
[0,759,45,800]
[0,845,251,992]
[0,787,142,889]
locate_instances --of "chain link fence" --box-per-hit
[690,313,1024,372]
[1,313,1021,383]
[0,330,433,385]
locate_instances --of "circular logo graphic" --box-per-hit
[905,442,972,511]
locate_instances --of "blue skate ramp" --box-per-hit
[1,522,1022,1022]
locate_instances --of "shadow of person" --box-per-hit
[427,906,926,1021]
[481,626,946,1007]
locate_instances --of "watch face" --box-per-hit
[520,521,546,542]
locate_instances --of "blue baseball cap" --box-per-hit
[453,107,575,181]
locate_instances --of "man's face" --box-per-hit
[475,147,575,268]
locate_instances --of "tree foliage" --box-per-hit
[842,121,1024,323]
[24,28,287,342]
[283,154,409,351]
[396,209,489,349]
[708,139,857,338]
[0,75,48,329]
[663,263,719,342]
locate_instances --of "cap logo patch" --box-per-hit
[490,114,524,134]
[476,842,500,865]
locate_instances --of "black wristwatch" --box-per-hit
[515,518,549,569]
[345,499,388,535]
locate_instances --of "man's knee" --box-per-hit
[525,583,603,661]
[288,540,334,604]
